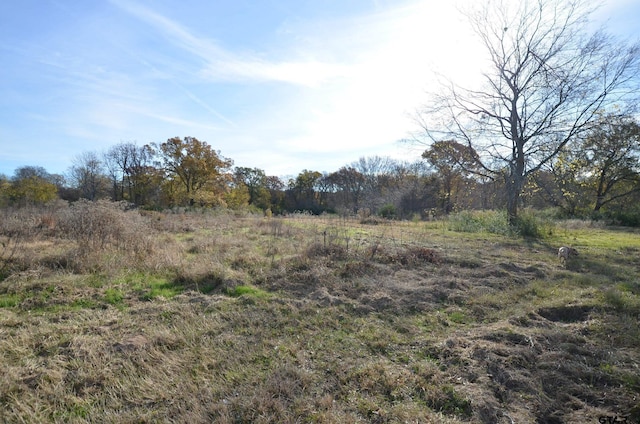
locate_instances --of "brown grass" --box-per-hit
[0,204,639,423]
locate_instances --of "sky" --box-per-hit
[1,0,639,180]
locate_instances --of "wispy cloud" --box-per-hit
[201,59,351,87]
[108,0,351,87]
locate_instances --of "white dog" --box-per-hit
[558,246,578,265]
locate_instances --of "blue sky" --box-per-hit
[1,0,638,179]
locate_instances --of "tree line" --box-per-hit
[1,116,639,225]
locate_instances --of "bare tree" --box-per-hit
[69,151,108,201]
[103,142,156,203]
[351,156,398,213]
[415,0,640,225]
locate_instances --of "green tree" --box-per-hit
[537,114,640,216]
[266,176,286,214]
[287,170,323,213]
[224,184,250,209]
[154,137,233,206]
[326,167,366,213]
[422,140,482,213]
[580,114,640,212]
[0,174,9,206]
[532,154,587,216]
[233,167,271,210]
[8,169,58,206]
[415,0,640,225]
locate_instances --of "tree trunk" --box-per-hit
[593,195,605,212]
[593,171,608,212]
[506,181,519,226]
[506,172,526,226]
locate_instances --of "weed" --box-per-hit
[448,210,485,233]
[447,209,551,238]
[104,288,124,306]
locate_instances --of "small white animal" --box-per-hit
[558,246,578,265]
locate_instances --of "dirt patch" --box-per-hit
[537,305,594,322]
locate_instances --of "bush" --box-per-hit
[597,210,640,227]
[447,211,484,233]
[57,200,152,252]
[378,204,397,219]
[483,210,512,236]
[448,209,549,238]
[513,210,543,238]
[448,210,510,234]
[53,200,157,272]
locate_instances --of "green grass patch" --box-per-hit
[602,288,640,314]
[431,385,473,417]
[104,288,125,306]
[115,272,183,300]
[70,298,99,309]
[447,310,471,324]
[143,278,182,300]
[548,226,640,250]
[0,293,21,308]
[225,285,270,299]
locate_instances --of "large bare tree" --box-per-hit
[415,0,640,224]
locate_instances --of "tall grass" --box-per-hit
[447,209,551,238]
[1,202,639,422]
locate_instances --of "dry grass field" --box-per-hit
[1,202,639,423]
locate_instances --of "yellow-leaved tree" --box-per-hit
[154,137,233,207]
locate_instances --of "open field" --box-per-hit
[1,203,640,423]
